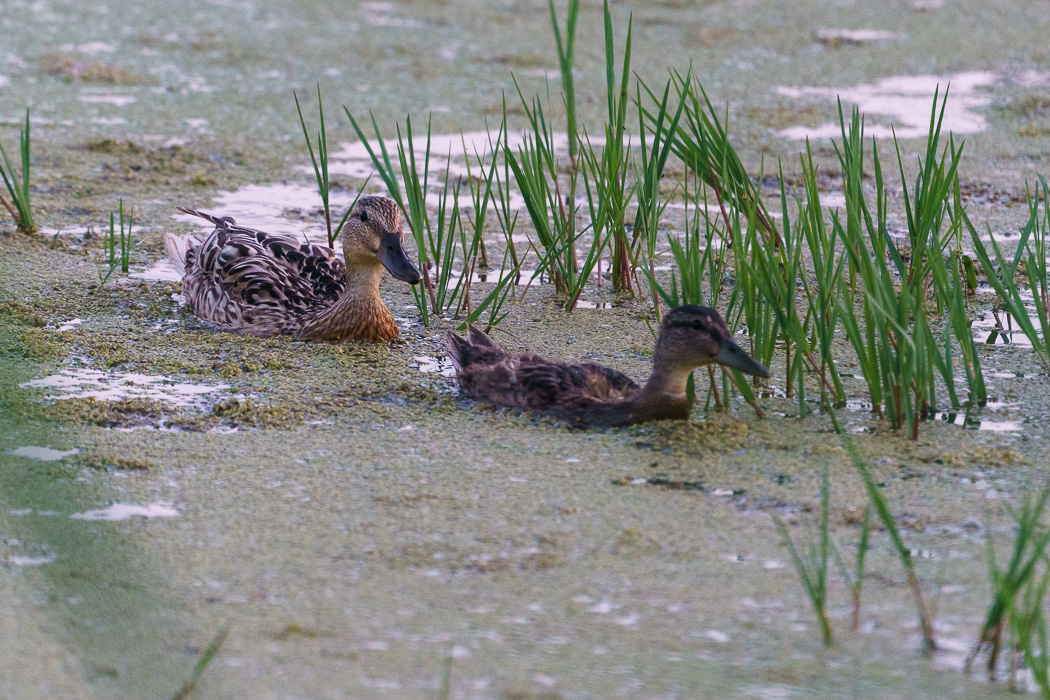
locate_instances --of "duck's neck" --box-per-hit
[297,264,399,342]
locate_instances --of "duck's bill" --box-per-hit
[379,231,423,284]
[715,337,771,378]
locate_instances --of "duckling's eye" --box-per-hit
[360,211,369,223]
[690,320,706,330]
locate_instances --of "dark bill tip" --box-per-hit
[715,337,771,378]
[379,230,422,284]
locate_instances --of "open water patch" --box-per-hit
[20,368,232,408]
[70,502,179,521]
[5,446,79,461]
[2,540,58,568]
[412,355,457,378]
[776,72,995,140]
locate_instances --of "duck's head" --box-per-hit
[341,196,423,284]
[655,305,770,378]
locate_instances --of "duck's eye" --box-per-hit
[690,320,705,330]
[360,211,369,223]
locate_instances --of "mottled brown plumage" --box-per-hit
[165,196,421,342]
[447,305,771,427]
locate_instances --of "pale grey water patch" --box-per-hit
[78,93,136,107]
[70,503,179,521]
[972,312,1038,347]
[6,446,79,461]
[412,356,457,378]
[58,41,115,54]
[53,319,83,332]
[1015,71,1050,88]
[937,413,1025,433]
[777,72,996,140]
[20,368,233,407]
[325,130,580,210]
[174,182,355,246]
[360,1,426,29]
[815,29,904,46]
[2,541,58,567]
[130,259,182,282]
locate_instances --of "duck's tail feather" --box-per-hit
[466,323,499,349]
[447,325,505,374]
[176,206,237,228]
[446,330,472,373]
[163,231,201,274]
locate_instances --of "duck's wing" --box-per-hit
[178,209,345,329]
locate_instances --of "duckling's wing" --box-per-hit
[180,211,346,330]
[517,359,638,412]
[579,363,638,395]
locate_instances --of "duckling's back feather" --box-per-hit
[175,208,347,335]
[448,326,640,425]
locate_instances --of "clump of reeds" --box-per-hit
[507,82,606,310]
[965,485,1050,680]
[1011,563,1050,695]
[965,175,1050,368]
[0,108,36,234]
[832,91,986,438]
[97,199,136,287]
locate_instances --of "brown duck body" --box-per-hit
[166,198,420,342]
[447,306,770,428]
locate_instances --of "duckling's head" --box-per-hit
[341,196,422,284]
[655,305,770,378]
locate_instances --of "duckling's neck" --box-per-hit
[298,264,399,342]
[643,340,696,395]
[627,350,696,422]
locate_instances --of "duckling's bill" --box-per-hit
[379,230,423,284]
[715,337,771,378]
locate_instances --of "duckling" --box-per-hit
[164,196,422,342]
[447,305,770,427]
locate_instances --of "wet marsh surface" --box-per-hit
[3,0,1050,698]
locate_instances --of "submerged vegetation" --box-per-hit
[967,485,1050,685]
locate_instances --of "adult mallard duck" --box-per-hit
[447,305,770,427]
[164,196,422,342]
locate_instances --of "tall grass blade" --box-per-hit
[171,627,229,700]
[830,409,936,652]
[0,108,35,234]
[774,463,833,646]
